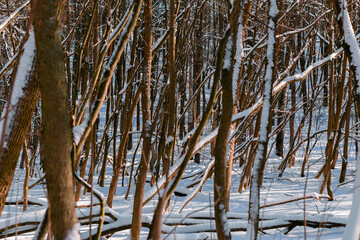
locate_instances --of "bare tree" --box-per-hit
[332,0,360,238]
[33,0,79,238]
[246,0,278,239]
[131,0,152,237]
[0,31,38,216]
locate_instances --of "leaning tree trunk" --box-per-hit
[212,0,245,237]
[0,32,39,217]
[34,0,79,238]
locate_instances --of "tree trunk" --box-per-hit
[164,0,177,170]
[131,0,152,238]
[332,0,360,238]
[246,1,278,239]
[0,32,39,216]
[226,0,253,210]
[34,0,79,238]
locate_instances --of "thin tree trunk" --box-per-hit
[131,0,152,237]
[23,142,30,211]
[225,0,252,211]
[320,9,335,199]
[332,0,360,238]
[192,3,203,164]
[104,0,143,207]
[245,1,278,239]
[164,0,177,171]
[340,75,352,183]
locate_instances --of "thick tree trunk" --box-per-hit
[213,51,233,239]
[211,0,247,237]
[34,0,79,238]
[0,32,39,216]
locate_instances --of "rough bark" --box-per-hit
[34,0,79,238]
[0,54,39,216]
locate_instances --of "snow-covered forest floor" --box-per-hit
[1,1,360,239]
[1,106,357,239]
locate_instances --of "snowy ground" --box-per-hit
[1,147,356,239]
[0,108,357,239]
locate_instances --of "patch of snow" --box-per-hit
[220,203,231,236]
[269,0,279,18]
[166,135,174,145]
[339,0,360,95]
[65,223,81,240]
[232,22,244,104]
[72,113,89,145]
[223,34,233,70]
[342,150,360,239]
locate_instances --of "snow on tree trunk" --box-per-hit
[214,32,233,239]
[212,0,245,237]
[0,31,38,216]
[343,151,360,239]
[65,223,81,240]
[332,0,360,239]
[0,31,35,149]
[245,0,278,239]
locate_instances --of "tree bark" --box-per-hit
[0,32,39,216]
[131,0,152,238]
[225,0,253,211]
[332,0,360,238]
[246,1,278,239]
[34,0,79,238]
